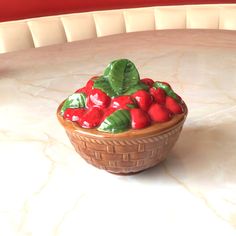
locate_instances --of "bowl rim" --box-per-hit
[57,100,188,140]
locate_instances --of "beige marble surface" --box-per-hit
[0,29,236,236]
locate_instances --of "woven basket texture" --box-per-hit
[67,121,184,174]
[57,102,187,174]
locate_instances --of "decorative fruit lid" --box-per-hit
[59,59,187,134]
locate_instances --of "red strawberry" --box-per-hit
[131,90,153,111]
[165,96,183,114]
[141,78,154,87]
[86,88,111,109]
[85,76,99,92]
[75,86,87,94]
[63,108,86,122]
[75,77,99,94]
[130,109,151,129]
[110,95,136,110]
[148,103,172,122]
[150,87,166,105]
[79,107,104,128]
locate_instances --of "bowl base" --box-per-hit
[107,169,145,176]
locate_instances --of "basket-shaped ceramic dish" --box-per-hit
[57,102,187,175]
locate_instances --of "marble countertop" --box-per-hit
[1,29,236,236]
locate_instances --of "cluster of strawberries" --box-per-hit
[61,77,184,132]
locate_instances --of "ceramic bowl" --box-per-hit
[57,102,187,175]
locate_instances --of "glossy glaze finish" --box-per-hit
[57,101,187,139]
[1,30,236,236]
[57,101,187,174]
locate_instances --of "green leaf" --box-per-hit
[153,81,170,91]
[167,90,179,100]
[97,109,131,133]
[153,81,179,101]
[124,82,149,95]
[104,59,140,95]
[60,92,86,115]
[93,59,141,97]
[126,103,137,109]
[93,76,117,98]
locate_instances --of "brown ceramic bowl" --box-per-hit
[57,102,187,175]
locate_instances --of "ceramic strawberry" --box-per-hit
[141,78,154,87]
[148,103,172,122]
[75,87,87,94]
[63,108,86,122]
[86,76,99,91]
[86,88,111,109]
[110,95,136,110]
[150,87,166,105]
[165,96,183,114]
[79,107,104,128]
[130,108,150,129]
[131,90,153,111]
[75,76,99,94]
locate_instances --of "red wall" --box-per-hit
[1,0,236,22]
